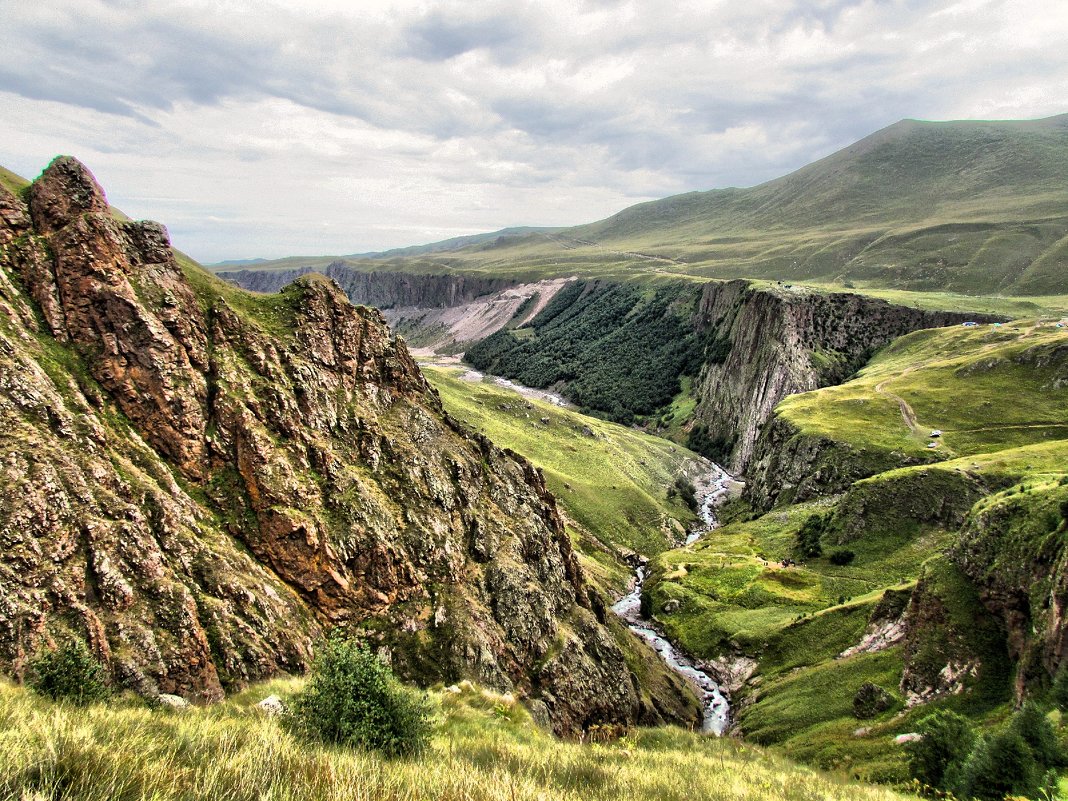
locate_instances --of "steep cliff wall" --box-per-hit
[692,281,994,479]
[221,264,516,310]
[951,482,1068,697]
[0,157,678,733]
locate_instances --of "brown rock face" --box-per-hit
[0,157,647,732]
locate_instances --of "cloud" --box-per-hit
[1,0,1066,261]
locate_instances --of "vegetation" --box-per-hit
[464,282,709,425]
[26,640,110,705]
[907,704,1063,800]
[286,636,432,757]
[776,319,1068,463]
[220,117,1068,299]
[0,678,917,801]
[421,365,705,575]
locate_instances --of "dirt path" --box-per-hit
[875,368,920,434]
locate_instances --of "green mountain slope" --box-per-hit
[643,319,1068,779]
[222,115,1068,297]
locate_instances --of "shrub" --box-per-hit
[954,730,1038,801]
[1052,664,1068,711]
[674,477,698,512]
[794,514,826,559]
[27,639,110,705]
[828,548,855,566]
[852,682,895,719]
[1010,701,1063,769]
[906,709,976,790]
[287,636,432,757]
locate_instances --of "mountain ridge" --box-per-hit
[217,114,1068,296]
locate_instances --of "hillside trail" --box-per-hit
[875,366,920,433]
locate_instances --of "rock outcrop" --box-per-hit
[222,264,516,310]
[0,157,665,733]
[691,280,996,479]
[951,482,1068,698]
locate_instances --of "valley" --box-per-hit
[4,111,1068,801]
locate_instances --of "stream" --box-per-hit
[610,465,735,735]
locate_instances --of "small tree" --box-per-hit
[828,548,856,566]
[795,514,825,559]
[1052,663,1068,711]
[27,640,110,705]
[287,636,432,757]
[906,709,976,791]
[1010,700,1062,770]
[954,730,1038,801]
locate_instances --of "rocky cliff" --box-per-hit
[692,280,994,480]
[0,157,678,733]
[221,264,516,310]
[951,482,1068,698]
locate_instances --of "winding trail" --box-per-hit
[875,367,920,434]
[611,464,737,734]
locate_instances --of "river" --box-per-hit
[611,465,735,735]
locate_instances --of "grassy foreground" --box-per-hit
[0,679,915,801]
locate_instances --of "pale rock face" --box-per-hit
[157,693,191,710]
[0,157,682,735]
[255,695,286,716]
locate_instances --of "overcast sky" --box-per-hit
[2,0,1066,262]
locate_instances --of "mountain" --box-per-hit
[206,227,561,273]
[0,156,699,732]
[224,115,1068,296]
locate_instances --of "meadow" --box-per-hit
[0,679,918,801]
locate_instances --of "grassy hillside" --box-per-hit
[642,319,1068,780]
[777,319,1068,460]
[221,115,1068,298]
[422,365,706,575]
[0,679,916,801]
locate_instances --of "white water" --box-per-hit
[458,367,573,407]
[611,465,736,734]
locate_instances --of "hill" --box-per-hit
[0,678,913,801]
[0,156,703,733]
[220,115,1068,297]
[641,318,1068,779]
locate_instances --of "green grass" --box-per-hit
[778,319,1068,461]
[423,366,703,563]
[647,496,948,658]
[0,166,29,196]
[0,679,918,801]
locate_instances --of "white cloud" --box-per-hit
[0,0,1066,261]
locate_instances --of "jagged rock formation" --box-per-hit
[0,157,678,733]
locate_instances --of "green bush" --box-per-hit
[1010,700,1062,768]
[674,477,698,512]
[954,730,1039,801]
[287,636,432,757]
[794,514,826,558]
[828,548,856,566]
[905,709,976,790]
[1052,664,1068,711]
[27,640,110,705]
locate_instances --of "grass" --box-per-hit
[217,117,1068,300]
[423,365,704,564]
[0,678,918,801]
[647,496,949,658]
[777,318,1068,461]
[0,165,29,196]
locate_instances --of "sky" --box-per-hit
[2,0,1067,263]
